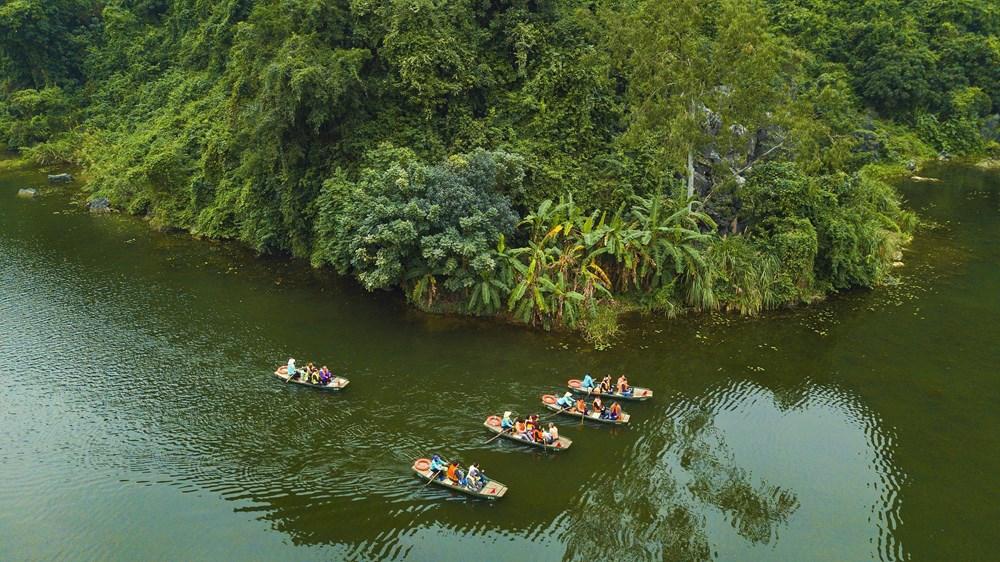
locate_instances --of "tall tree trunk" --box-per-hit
[687,148,695,199]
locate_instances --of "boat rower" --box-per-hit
[556,392,575,408]
[287,358,298,379]
[581,373,596,390]
[501,411,514,431]
[430,454,449,480]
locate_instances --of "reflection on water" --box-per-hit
[1,164,998,560]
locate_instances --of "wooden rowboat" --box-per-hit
[541,394,630,425]
[483,415,572,451]
[568,378,652,401]
[412,458,508,500]
[274,366,349,391]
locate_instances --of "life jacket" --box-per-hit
[515,421,525,432]
[576,399,586,412]
[447,465,458,481]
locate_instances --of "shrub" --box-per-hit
[312,147,523,300]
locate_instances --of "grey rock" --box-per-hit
[87,197,111,213]
[47,173,74,183]
[17,188,37,198]
[906,160,917,172]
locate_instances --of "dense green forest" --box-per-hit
[2,0,997,343]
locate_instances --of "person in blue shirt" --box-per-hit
[556,391,574,408]
[500,411,514,431]
[430,454,447,480]
[287,358,298,379]
[581,373,595,390]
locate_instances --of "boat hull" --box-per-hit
[274,366,349,391]
[568,379,652,401]
[483,416,571,451]
[412,458,507,500]
[541,394,630,425]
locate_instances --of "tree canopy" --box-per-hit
[1,0,993,341]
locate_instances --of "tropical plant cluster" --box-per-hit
[1,0,993,340]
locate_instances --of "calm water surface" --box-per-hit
[1,163,997,561]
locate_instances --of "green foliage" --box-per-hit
[312,147,522,299]
[0,0,95,90]
[0,0,967,338]
[0,86,78,148]
[616,0,792,195]
[740,162,914,290]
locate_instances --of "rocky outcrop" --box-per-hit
[16,188,37,198]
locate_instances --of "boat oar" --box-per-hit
[541,405,570,421]
[484,427,512,444]
[422,469,443,489]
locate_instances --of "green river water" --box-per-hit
[1,163,997,561]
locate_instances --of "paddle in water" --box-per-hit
[541,405,570,421]
[484,427,512,444]
[422,470,443,489]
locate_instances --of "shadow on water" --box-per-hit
[2,164,998,560]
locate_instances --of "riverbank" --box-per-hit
[0,155,30,172]
[7,149,927,350]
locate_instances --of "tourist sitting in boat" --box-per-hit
[608,402,622,421]
[575,398,589,415]
[501,411,514,431]
[599,375,613,393]
[546,423,559,444]
[319,366,332,385]
[592,396,605,416]
[532,426,545,443]
[448,462,468,486]
[617,375,631,395]
[514,418,527,439]
[466,463,484,490]
[287,358,298,378]
[430,454,447,479]
[581,373,596,389]
[556,391,575,408]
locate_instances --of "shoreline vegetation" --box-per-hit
[2,1,998,347]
